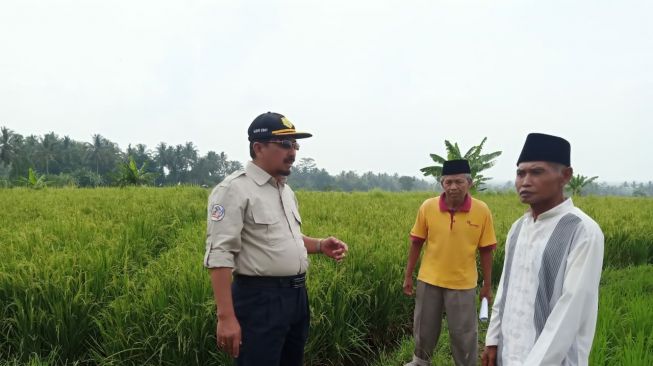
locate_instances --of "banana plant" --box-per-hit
[116,156,157,187]
[421,137,502,192]
[567,174,598,196]
[18,168,48,189]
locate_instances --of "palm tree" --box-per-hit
[567,174,598,196]
[134,144,150,164]
[421,137,502,191]
[86,134,106,174]
[178,142,198,181]
[183,142,198,168]
[60,135,73,170]
[38,132,59,175]
[154,142,170,182]
[0,126,17,167]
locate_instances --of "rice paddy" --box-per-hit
[0,188,651,365]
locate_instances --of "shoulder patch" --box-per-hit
[210,204,225,221]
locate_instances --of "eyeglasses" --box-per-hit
[267,140,300,150]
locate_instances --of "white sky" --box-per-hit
[1,0,651,182]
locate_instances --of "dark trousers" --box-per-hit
[232,279,309,366]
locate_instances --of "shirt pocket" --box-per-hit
[289,207,303,237]
[291,207,302,226]
[251,206,285,244]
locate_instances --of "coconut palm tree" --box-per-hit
[86,134,106,175]
[38,132,59,175]
[0,126,17,167]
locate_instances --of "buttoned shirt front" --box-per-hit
[486,198,604,366]
[203,161,308,276]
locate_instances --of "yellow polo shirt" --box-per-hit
[410,194,496,290]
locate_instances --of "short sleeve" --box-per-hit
[478,209,497,248]
[410,202,428,240]
[203,184,245,269]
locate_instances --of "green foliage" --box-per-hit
[115,156,157,187]
[1,127,18,166]
[17,168,47,189]
[0,162,11,188]
[46,173,78,188]
[0,127,241,187]
[374,265,653,366]
[567,174,599,196]
[71,169,104,188]
[0,189,651,365]
[421,137,502,192]
[290,158,434,192]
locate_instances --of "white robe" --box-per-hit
[485,198,604,366]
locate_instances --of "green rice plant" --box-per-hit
[615,332,653,366]
[91,226,227,366]
[589,265,653,366]
[0,188,205,364]
[0,188,651,366]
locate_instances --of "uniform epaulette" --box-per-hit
[218,170,246,187]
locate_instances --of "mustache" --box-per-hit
[284,158,295,164]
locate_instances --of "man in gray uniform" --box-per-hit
[204,112,349,366]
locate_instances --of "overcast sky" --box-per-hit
[1,0,651,183]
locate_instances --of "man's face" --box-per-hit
[441,174,472,201]
[515,161,571,205]
[255,139,298,177]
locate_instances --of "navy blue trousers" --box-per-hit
[232,282,309,366]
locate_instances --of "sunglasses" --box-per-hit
[267,139,300,150]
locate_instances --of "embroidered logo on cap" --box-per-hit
[281,116,294,129]
[211,204,225,221]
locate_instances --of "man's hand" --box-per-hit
[481,345,497,366]
[480,284,493,304]
[217,314,241,358]
[320,236,348,262]
[403,276,414,296]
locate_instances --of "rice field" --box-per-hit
[0,188,651,365]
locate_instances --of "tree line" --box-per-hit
[289,158,433,191]
[489,179,653,197]
[0,127,243,187]
[2,127,650,196]
[0,127,434,191]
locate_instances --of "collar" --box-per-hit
[439,193,472,212]
[528,197,574,221]
[246,161,286,187]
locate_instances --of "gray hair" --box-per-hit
[440,173,473,184]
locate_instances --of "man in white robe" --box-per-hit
[482,133,604,366]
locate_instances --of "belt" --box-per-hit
[233,273,306,288]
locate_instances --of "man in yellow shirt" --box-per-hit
[403,159,497,366]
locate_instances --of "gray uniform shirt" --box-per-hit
[203,161,308,276]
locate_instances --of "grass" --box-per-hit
[0,188,651,365]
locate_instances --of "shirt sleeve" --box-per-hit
[410,201,428,240]
[203,184,246,269]
[523,223,604,365]
[478,208,498,249]
[485,224,514,346]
